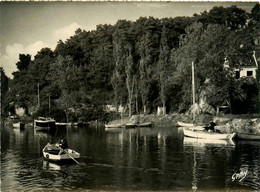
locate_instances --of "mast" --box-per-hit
[192,62,196,121]
[37,83,40,108]
[48,93,51,109]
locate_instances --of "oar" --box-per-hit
[58,146,79,164]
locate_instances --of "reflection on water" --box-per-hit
[1,125,260,191]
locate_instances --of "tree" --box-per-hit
[172,21,256,113]
[1,68,9,116]
[157,25,170,115]
[111,20,131,112]
[195,5,249,30]
[125,44,136,117]
[138,32,154,114]
[16,54,31,71]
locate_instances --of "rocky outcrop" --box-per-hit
[214,116,260,134]
[186,92,216,116]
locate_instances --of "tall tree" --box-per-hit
[1,68,9,116]
[138,32,153,114]
[125,44,136,117]
[111,20,131,112]
[157,25,170,115]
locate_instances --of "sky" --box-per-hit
[0,1,257,78]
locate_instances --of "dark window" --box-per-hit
[247,71,253,77]
[235,71,240,78]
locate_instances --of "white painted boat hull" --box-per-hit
[177,121,194,127]
[183,128,236,140]
[105,124,124,128]
[42,144,80,162]
[43,150,80,161]
[183,137,235,146]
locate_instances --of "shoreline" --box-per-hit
[106,113,260,134]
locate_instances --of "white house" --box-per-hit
[235,66,257,79]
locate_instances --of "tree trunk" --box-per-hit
[144,105,147,115]
[135,96,139,114]
[128,102,132,117]
[162,102,166,115]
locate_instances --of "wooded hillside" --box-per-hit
[2,4,259,122]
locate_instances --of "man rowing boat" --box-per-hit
[59,138,68,149]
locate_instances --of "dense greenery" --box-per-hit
[1,67,9,116]
[2,4,259,121]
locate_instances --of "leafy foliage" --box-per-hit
[5,4,259,121]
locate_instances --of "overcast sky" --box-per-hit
[0,1,257,78]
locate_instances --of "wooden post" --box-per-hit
[192,62,195,121]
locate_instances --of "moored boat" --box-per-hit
[183,127,236,140]
[236,133,260,140]
[42,143,80,162]
[105,124,125,128]
[183,136,235,146]
[124,123,136,128]
[177,121,206,130]
[13,122,25,129]
[135,122,153,127]
[177,121,194,127]
[56,122,67,129]
[34,117,56,132]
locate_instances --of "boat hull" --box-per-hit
[183,128,236,140]
[183,137,235,146]
[125,123,136,128]
[105,124,124,128]
[177,121,194,127]
[34,118,56,132]
[236,133,260,140]
[135,122,153,127]
[42,144,80,162]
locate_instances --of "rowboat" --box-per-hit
[183,137,235,146]
[105,124,125,128]
[34,117,56,131]
[177,121,206,130]
[42,143,80,162]
[124,123,136,128]
[183,127,236,140]
[177,121,194,127]
[236,133,260,140]
[135,122,153,127]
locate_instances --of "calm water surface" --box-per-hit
[1,124,260,191]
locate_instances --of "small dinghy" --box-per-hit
[183,128,236,141]
[42,143,80,163]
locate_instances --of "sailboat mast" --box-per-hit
[192,62,195,120]
[37,83,40,108]
[49,93,51,109]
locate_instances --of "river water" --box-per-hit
[1,124,260,191]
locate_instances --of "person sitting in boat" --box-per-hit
[59,138,68,149]
[206,121,216,132]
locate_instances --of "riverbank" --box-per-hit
[107,113,260,134]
